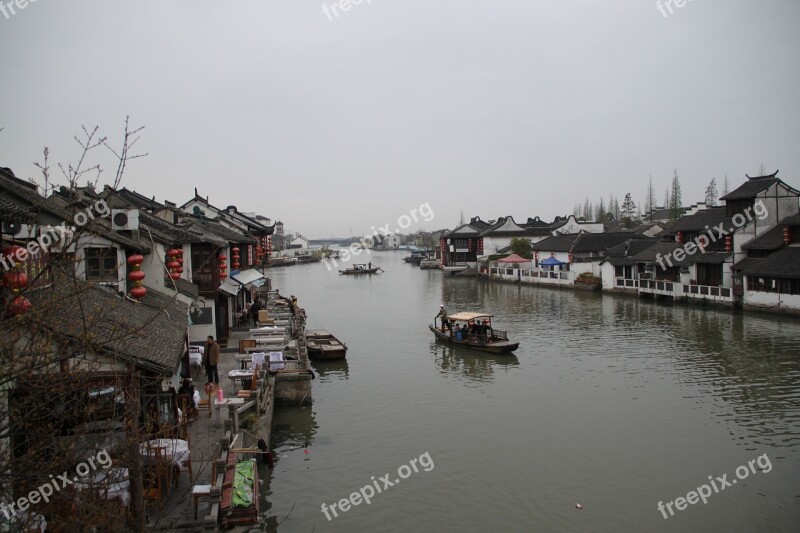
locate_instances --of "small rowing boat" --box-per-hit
[306,329,348,360]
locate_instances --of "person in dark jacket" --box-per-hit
[204,336,220,384]
[250,299,261,326]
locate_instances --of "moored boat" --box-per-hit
[429,312,519,354]
[419,257,440,269]
[306,329,348,360]
[403,250,427,264]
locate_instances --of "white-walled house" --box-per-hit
[734,212,800,314]
[479,216,553,254]
[551,215,603,235]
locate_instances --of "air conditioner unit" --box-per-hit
[1,221,36,239]
[111,209,139,231]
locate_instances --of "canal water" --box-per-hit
[260,251,800,533]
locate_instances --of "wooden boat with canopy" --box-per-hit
[429,311,519,354]
[339,264,382,275]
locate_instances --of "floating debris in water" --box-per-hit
[575,503,583,510]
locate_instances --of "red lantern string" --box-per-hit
[219,252,228,280]
[127,253,147,300]
[3,246,32,315]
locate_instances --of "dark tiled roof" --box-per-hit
[115,188,165,211]
[630,241,683,263]
[666,207,731,233]
[741,213,800,251]
[606,238,659,258]
[720,172,780,201]
[531,234,580,252]
[0,197,36,223]
[522,217,550,228]
[571,232,644,253]
[0,168,72,225]
[203,220,258,244]
[681,251,730,265]
[734,246,800,278]
[134,209,203,245]
[174,278,199,299]
[26,280,188,374]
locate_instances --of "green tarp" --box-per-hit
[232,459,256,508]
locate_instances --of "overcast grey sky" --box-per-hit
[1,1,799,238]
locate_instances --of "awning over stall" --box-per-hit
[219,279,241,296]
[231,269,267,288]
[540,256,566,266]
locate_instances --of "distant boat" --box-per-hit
[339,263,382,275]
[429,312,519,354]
[419,257,440,269]
[267,257,298,267]
[403,250,427,265]
[307,329,347,360]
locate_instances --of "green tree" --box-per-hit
[621,193,637,228]
[645,174,656,220]
[509,237,533,259]
[670,169,682,220]
[597,197,606,223]
[705,177,718,206]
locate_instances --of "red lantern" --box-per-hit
[127,253,146,300]
[3,271,28,292]
[676,231,683,244]
[725,235,732,253]
[784,227,791,245]
[130,286,147,299]
[7,295,31,316]
[170,272,181,280]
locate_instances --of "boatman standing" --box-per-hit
[435,304,448,332]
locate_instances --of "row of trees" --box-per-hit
[573,171,734,226]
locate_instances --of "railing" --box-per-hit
[683,284,732,299]
[640,279,676,292]
[615,278,639,288]
[492,329,508,340]
[639,279,733,301]
[530,271,571,280]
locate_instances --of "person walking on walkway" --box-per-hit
[205,336,220,384]
[250,299,261,327]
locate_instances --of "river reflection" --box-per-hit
[260,252,800,533]
[310,358,350,381]
[429,341,519,383]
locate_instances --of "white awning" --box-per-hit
[219,279,241,296]
[232,269,267,287]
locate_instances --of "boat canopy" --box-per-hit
[447,312,493,322]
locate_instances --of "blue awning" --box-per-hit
[540,256,565,266]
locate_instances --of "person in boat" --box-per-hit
[460,323,468,339]
[368,262,372,270]
[435,305,449,331]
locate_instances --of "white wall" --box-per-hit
[744,290,800,312]
[188,295,216,344]
[601,262,616,290]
